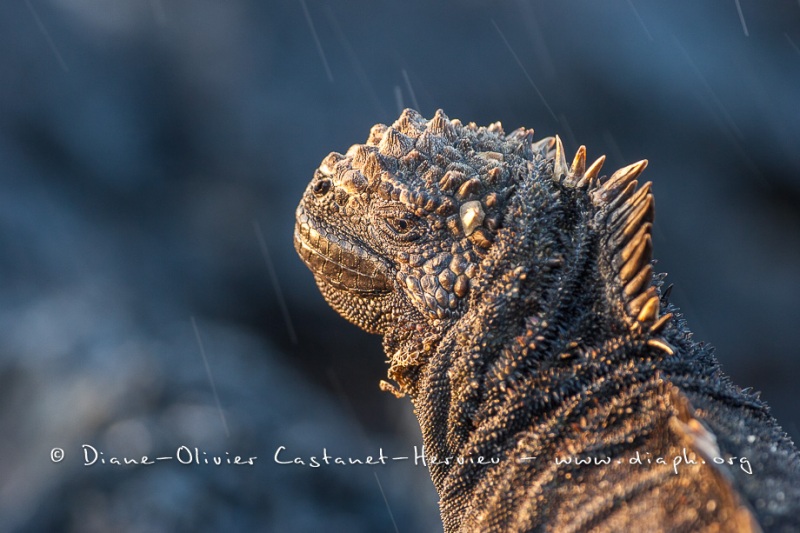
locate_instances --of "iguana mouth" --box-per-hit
[294,206,391,294]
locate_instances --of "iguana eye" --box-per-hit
[382,214,420,241]
[387,216,413,233]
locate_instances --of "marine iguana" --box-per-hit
[294,108,800,532]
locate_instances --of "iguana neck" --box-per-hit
[390,177,689,489]
[383,172,651,398]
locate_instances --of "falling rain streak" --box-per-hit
[734,0,749,37]
[673,37,744,141]
[25,0,68,72]
[300,0,333,82]
[625,0,654,41]
[254,220,299,345]
[374,472,400,533]
[602,131,626,166]
[673,38,766,185]
[394,86,404,115]
[325,6,387,118]
[191,317,231,438]
[491,19,558,123]
[402,70,420,112]
[786,34,800,56]
[558,115,578,156]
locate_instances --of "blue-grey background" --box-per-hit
[1,1,798,531]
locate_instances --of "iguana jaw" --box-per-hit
[294,204,391,295]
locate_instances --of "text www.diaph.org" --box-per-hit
[548,449,753,475]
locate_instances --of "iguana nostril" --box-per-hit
[312,179,331,196]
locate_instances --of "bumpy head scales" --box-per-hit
[295,109,670,346]
[295,109,521,333]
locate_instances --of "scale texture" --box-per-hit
[294,109,800,532]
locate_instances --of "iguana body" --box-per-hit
[294,109,800,532]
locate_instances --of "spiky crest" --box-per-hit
[551,141,673,343]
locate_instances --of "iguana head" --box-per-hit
[295,109,670,363]
[294,109,524,334]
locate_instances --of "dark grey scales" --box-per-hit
[294,108,800,532]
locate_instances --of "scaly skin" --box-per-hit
[294,109,800,532]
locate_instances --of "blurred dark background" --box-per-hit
[1,1,798,531]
